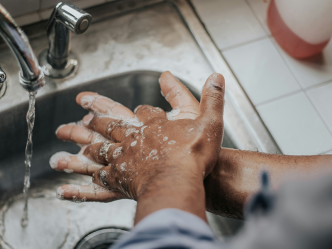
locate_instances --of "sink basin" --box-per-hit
[0,71,238,248]
[0,0,278,247]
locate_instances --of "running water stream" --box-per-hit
[21,92,36,227]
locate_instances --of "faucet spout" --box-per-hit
[0,4,44,92]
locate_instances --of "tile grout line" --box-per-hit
[268,36,332,139]
[244,0,269,35]
[221,36,269,52]
[319,149,332,155]
[255,89,303,107]
[269,37,304,90]
[304,79,332,92]
[222,0,332,154]
[304,91,332,138]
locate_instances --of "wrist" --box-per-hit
[204,148,245,219]
[134,161,207,224]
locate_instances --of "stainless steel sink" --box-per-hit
[0,71,238,248]
[0,0,279,248]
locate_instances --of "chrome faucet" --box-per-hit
[39,2,92,79]
[0,5,44,92]
[0,66,6,97]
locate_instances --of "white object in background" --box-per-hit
[268,0,332,59]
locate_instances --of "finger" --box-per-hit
[83,141,123,164]
[83,113,139,142]
[76,92,135,118]
[56,123,107,145]
[92,166,132,199]
[56,184,127,202]
[197,73,225,134]
[159,71,199,119]
[50,151,103,175]
[135,105,167,124]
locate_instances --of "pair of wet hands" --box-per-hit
[51,71,225,203]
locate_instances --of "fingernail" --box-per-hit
[49,152,71,169]
[83,113,94,126]
[55,124,66,135]
[210,73,224,88]
[134,105,142,114]
[81,95,96,109]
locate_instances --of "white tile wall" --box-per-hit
[246,0,271,34]
[257,92,332,155]
[273,39,332,89]
[193,0,332,155]
[223,38,301,105]
[192,0,267,50]
[307,82,332,133]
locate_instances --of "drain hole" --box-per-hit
[75,227,129,249]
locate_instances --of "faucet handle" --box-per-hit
[0,66,6,98]
[39,2,92,79]
[0,66,6,83]
[46,2,92,35]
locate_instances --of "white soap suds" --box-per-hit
[49,152,71,169]
[80,95,96,109]
[76,154,103,170]
[125,128,137,137]
[83,112,94,126]
[149,149,158,157]
[68,120,108,146]
[163,137,168,141]
[188,128,194,132]
[166,108,180,120]
[141,125,148,135]
[131,141,137,146]
[113,146,123,159]
[56,187,64,200]
[168,140,176,145]
[64,169,73,173]
[55,124,66,135]
[72,196,87,203]
[120,162,127,171]
[89,183,110,193]
[99,169,109,187]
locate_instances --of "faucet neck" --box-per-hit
[0,4,44,92]
[47,20,72,69]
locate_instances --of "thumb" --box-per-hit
[198,73,225,128]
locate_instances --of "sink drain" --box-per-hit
[75,228,129,249]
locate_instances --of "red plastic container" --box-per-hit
[268,0,332,59]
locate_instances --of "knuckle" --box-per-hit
[205,93,224,107]
[137,105,150,113]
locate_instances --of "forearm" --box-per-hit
[204,148,332,219]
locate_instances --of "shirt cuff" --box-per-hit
[111,208,225,249]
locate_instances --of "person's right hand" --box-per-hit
[51,72,224,206]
